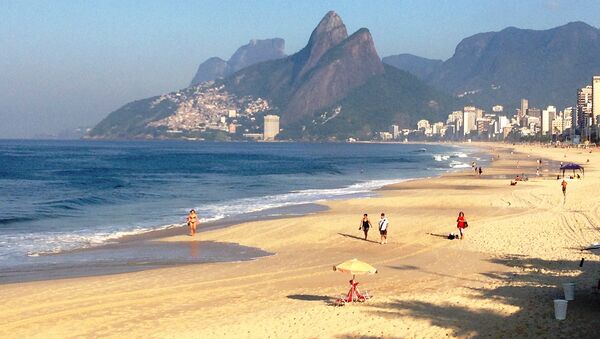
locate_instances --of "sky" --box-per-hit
[2,0,600,138]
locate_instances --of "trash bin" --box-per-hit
[563,282,575,301]
[554,299,568,320]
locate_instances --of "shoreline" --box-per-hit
[1,143,484,283]
[2,142,599,337]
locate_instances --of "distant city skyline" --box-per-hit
[3,0,600,138]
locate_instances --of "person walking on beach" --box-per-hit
[456,211,468,239]
[378,213,389,244]
[187,209,198,236]
[561,179,568,204]
[359,214,372,240]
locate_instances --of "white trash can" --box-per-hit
[563,283,575,301]
[554,299,568,320]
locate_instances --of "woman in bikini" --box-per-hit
[187,209,198,236]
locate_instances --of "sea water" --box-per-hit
[0,140,483,275]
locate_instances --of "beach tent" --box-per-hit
[560,163,584,178]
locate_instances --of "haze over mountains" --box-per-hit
[384,21,600,110]
[89,11,454,140]
[190,38,286,86]
[89,12,600,140]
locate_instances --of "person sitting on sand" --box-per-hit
[187,209,198,236]
[378,213,389,245]
[359,213,372,241]
[456,211,468,239]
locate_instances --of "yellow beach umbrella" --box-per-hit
[333,259,377,303]
[333,258,377,275]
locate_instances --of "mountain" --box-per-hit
[382,54,442,80]
[190,38,286,86]
[400,22,600,110]
[222,11,386,125]
[88,11,459,140]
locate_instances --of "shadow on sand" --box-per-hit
[338,233,380,244]
[369,255,600,337]
[287,294,332,303]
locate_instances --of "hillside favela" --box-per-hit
[2,2,600,338]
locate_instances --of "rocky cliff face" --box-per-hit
[427,22,600,108]
[225,11,384,124]
[190,38,286,86]
[294,11,348,78]
[285,28,384,123]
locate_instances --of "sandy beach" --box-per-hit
[1,142,599,338]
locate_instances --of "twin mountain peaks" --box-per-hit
[89,12,600,140]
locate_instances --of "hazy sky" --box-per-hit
[2,0,600,138]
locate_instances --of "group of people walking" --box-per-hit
[359,211,469,242]
[359,213,389,244]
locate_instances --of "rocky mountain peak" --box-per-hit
[297,11,349,77]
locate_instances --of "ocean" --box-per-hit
[0,140,483,280]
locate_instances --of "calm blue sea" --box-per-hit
[0,140,482,269]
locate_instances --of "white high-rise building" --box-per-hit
[520,99,529,122]
[593,76,600,125]
[498,116,509,131]
[541,106,556,135]
[263,115,280,141]
[390,125,400,139]
[463,107,477,136]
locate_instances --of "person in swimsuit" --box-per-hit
[187,209,198,236]
[456,211,467,239]
[561,180,567,204]
[359,214,372,240]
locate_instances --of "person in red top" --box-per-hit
[456,211,468,239]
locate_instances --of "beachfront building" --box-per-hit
[447,111,463,137]
[541,106,556,135]
[593,76,600,125]
[463,106,477,135]
[476,118,491,136]
[432,122,444,136]
[498,116,510,132]
[390,124,400,139]
[519,98,529,124]
[577,85,593,136]
[417,119,430,131]
[552,116,564,135]
[263,115,280,141]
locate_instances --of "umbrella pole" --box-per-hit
[351,274,356,302]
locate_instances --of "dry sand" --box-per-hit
[1,143,599,338]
